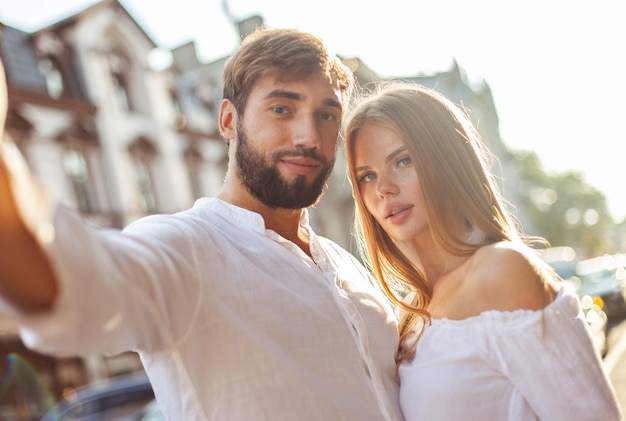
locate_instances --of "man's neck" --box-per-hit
[216,187,312,257]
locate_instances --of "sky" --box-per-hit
[1,0,625,221]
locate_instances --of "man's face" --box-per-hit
[235,120,333,208]
[233,73,342,209]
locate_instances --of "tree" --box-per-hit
[513,150,614,257]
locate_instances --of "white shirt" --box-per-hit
[7,198,403,420]
[398,285,622,421]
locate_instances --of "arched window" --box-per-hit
[111,72,131,111]
[62,148,93,212]
[34,32,68,99]
[108,52,134,112]
[56,122,100,214]
[128,138,158,214]
[131,158,157,213]
[38,57,64,98]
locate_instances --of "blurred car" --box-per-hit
[540,246,609,357]
[42,372,164,421]
[578,293,609,357]
[574,254,626,322]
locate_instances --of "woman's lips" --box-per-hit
[385,204,413,224]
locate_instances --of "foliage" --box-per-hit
[512,150,615,256]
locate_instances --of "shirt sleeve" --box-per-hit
[11,203,204,357]
[490,290,623,421]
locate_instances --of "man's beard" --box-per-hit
[235,123,334,209]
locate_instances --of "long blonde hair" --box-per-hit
[344,83,528,361]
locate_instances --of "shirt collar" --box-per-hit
[201,198,311,234]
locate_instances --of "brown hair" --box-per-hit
[222,27,355,115]
[344,83,535,361]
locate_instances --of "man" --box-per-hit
[0,28,402,420]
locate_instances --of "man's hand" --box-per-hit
[0,60,58,311]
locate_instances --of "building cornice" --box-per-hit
[7,84,97,115]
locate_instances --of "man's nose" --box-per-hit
[292,115,322,149]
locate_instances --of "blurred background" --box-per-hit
[0,0,624,419]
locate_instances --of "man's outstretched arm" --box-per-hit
[0,61,58,312]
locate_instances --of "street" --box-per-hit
[605,319,626,413]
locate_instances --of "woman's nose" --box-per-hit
[376,176,399,198]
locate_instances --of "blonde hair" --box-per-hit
[344,83,531,361]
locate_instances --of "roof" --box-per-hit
[35,0,157,49]
[0,24,48,91]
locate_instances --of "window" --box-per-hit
[111,72,131,111]
[62,149,94,213]
[128,138,159,214]
[38,57,64,98]
[34,32,67,98]
[184,147,203,200]
[108,52,135,112]
[131,158,157,214]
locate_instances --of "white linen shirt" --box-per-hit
[398,284,622,421]
[6,198,403,420]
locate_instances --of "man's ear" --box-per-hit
[219,99,237,140]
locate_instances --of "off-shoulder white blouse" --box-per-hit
[398,284,622,420]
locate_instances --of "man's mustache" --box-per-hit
[271,148,326,165]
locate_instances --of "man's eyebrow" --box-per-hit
[264,90,342,110]
[323,98,342,110]
[264,89,301,101]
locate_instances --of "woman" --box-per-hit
[344,83,622,420]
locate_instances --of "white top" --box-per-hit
[398,285,622,421]
[4,198,403,421]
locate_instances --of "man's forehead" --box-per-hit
[255,74,343,106]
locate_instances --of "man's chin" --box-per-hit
[259,186,325,209]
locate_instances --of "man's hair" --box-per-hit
[222,27,355,114]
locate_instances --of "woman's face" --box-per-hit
[352,123,429,243]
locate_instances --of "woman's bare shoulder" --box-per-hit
[466,241,558,312]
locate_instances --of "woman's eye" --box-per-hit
[398,157,412,168]
[358,172,376,183]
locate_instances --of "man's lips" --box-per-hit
[280,157,321,174]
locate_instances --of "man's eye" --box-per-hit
[319,112,337,121]
[272,106,287,114]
